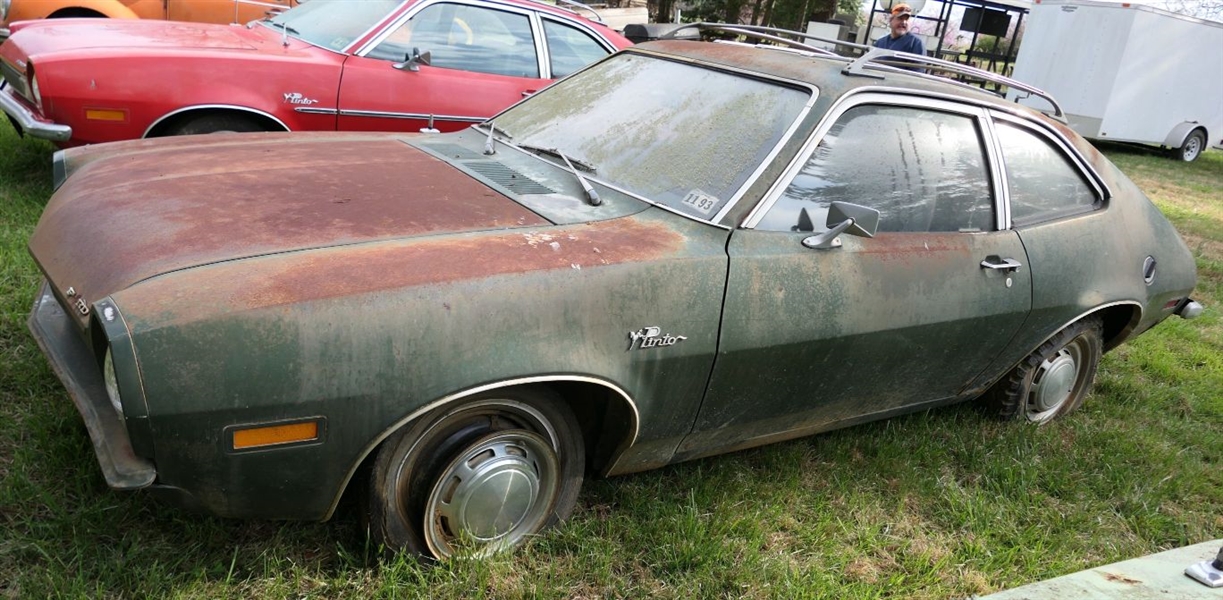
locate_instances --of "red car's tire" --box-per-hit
[168,114,266,136]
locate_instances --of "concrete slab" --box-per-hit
[977,540,1223,599]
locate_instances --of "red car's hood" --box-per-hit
[29,132,549,315]
[6,18,259,55]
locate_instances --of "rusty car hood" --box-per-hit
[29,132,550,315]
[6,19,260,54]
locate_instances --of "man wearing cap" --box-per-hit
[875,3,926,56]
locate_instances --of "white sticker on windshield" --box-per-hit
[681,189,719,215]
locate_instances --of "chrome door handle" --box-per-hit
[521,90,537,98]
[980,257,1023,272]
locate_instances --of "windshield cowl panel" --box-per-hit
[408,130,652,225]
[261,0,404,53]
[490,52,812,223]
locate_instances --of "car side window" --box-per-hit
[368,3,539,78]
[994,122,1100,226]
[758,104,994,234]
[543,20,609,78]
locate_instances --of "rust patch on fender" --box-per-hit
[121,216,686,327]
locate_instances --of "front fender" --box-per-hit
[111,210,730,519]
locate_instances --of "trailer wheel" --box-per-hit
[1173,129,1206,162]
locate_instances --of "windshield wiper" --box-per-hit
[264,21,300,35]
[520,144,601,206]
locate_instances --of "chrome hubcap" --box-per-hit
[1027,343,1082,422]
[424,430,558,558]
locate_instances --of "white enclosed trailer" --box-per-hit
[1010,0,1223,161]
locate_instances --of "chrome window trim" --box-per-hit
[742,91,995,230]
[980,114,1011,231]
[530,12,550,79]
[989,109,1111,205]
[142,105,290,138]
[323,374,640,520]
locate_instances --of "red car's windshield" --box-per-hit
[261,0,401,52]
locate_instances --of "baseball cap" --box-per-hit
[891,3,914,17]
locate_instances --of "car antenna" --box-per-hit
[281,22,289,47]
[483,121,497,155]
[420,114,440,134]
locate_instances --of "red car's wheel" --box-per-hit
[168,114,266,136]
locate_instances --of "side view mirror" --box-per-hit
[801,201,880,250]
[394,48,432,72]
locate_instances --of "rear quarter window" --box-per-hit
[995,121,1100,226]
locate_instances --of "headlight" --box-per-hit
[103,349,125,419]
[30,72,42,111]
[2,0,11,22]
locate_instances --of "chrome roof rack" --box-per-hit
[659,22,1065,121]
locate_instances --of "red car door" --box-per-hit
[336,1,545,134]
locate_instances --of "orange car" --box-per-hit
[1,0,299,40]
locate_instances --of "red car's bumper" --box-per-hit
[0,79,71,142]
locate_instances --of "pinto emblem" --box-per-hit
[628,326,687,351]
[282,92,319,105]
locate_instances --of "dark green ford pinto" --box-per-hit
[28,27,1202,559]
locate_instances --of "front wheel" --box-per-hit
[367,388,584,559]
[1173,129,1206,162]
[167,113,266,136]
[981,316,1103,424]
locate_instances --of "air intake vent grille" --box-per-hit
[465,162,556,195]
[419,143,485,161]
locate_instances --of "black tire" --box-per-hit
[367,387,584,559]
[982,316,1103,423]
[48,8,106,18]
[1173,129,1207,162]
[167,113,266,137]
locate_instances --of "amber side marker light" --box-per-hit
[85,109,127,122]
[232,421,320,450]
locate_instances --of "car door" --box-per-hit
[679,95,1033,458]
[336,0,598,133]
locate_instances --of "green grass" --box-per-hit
[1,125,1220,599]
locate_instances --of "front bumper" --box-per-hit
[0,79,72,142]
[27,281,155,489]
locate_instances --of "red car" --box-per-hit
[0,0,631,147]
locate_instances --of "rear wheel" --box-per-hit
[167,113,267,136]
[47,8,106,18]
[1173,129,1206,162]
[367,388,584,559]
[982,316,1102,423]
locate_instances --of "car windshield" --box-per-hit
[492,53,811,221]
[261,0,402,52]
